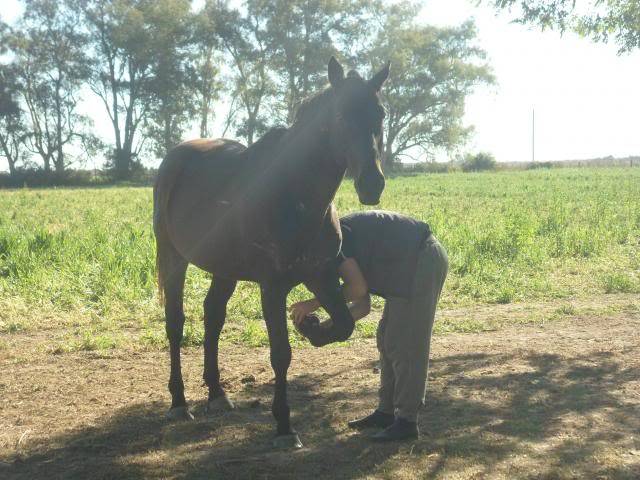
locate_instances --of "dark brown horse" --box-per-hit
[153,57,389,448]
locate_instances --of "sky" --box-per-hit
[2,0,640,164]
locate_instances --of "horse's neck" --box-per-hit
[276,123,344,215]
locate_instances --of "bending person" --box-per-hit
[290,210,448,442]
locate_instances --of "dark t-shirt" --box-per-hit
[336,210,431,298]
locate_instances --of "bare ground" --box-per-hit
[1,298,639,480]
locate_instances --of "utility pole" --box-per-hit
[532,107,535,163]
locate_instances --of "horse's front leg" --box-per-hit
[260,281,302,449]
[302,267,355,347]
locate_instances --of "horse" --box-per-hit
[153,57,389,449]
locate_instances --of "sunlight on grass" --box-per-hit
[1,167,639,349]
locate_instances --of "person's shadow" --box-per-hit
[4,349,638,479]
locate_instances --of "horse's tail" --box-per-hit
[153,146,186,307]
[155,230,166,306]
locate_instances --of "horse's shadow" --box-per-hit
[5,349,639,479]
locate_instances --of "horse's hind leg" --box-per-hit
[160,248,190,420]
[203,277,237,413]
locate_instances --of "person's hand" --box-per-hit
[288,299,318,327]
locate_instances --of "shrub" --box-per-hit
[462,152,497,172]
[385,161,456,175]
[526,161,554,170]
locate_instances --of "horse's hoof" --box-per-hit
[166,406,194,421]
[295,314,320,338]
[272,432,303,450]
[205,395,235,414]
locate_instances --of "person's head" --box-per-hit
[326,57,389,205]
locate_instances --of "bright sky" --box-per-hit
[424,0,640,162]
[2,0,640,164]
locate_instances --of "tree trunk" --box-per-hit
[200,105,209,138]
[163,115,172,157]
[0,138,18,176]
[382,131,396,171]
[246,116,255,145]
[8,158,16,176]
[113,148,131,180]
[54,143,65,174]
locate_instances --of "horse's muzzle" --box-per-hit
[356,173,385,205]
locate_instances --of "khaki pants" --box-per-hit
[376,235,448,422]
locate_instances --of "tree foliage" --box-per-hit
[251,0,371,123]
[215,1,276,144]
[0,63,28,176]
[367,4,494,166]
[484,0,640,53]
[8,0,93,173]
[461,151,497,172]
[191,0,225,138]
[143,0,195,158]
[0,21,28,175]
[1,0,496,179]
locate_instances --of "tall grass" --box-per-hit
[1,168,638,348]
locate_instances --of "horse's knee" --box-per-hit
[204,281,236,328]
[270,344,292,373]
[204,299,226,330]
[165,313,185,344]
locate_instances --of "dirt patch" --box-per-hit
[1,309,639,479]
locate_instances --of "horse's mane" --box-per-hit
[292,87,333,126]
[246,126,289,165]
[245,87,334,163]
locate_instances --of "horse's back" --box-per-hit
[155,138,254,274]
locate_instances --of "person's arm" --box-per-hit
[289,258,370,324]
[346,293,371,321]
[338,258,368,302]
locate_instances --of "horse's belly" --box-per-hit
[162,152,258,278]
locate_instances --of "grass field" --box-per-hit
[0,167,639,352]
[2,167,640,479]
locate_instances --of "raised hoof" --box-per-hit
[205,395,235,415]
[166,406,194,421]
[272,433,303,450]
[294,314,320,339]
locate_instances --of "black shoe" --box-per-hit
[348,410,394,430]
[371,417,419,442]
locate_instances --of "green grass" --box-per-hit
[1,167,639,350]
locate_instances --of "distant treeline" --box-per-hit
[0,0,494,182]
[391,155,640,175]
[502,156,639,170]
[1,155,637,188]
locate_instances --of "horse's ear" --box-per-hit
[368,61,390,92]
[328,56,345,88]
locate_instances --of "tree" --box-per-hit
[143,0,195,159]
[366,6,494,167]
[190,0,225,139]
[217,2,276,144]
[0,21,28,176]
[483,0,640,53]
[81,0,157,178]
[10,0,92,174]
[461,151,497,171]
[0,64,29,176]
[251,0,370,124]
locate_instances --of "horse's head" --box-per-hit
[327,57,389,206]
